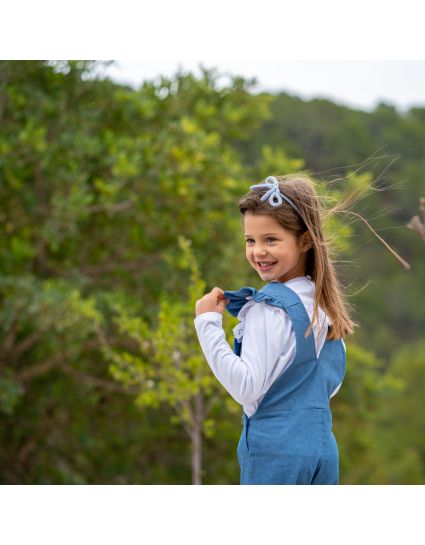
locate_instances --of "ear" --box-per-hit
[300,232,312,252]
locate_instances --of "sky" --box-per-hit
[102,60,425,113]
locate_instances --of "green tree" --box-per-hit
[100,236,241,484]
[1,60,423,484]
[0,60,269,483]
[370,339,425,483]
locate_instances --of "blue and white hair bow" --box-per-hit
[250,175,301,215]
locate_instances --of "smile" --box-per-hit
[257,261,277,271]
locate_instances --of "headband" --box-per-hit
[250,175,301,215]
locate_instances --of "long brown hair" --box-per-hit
[238,173,409,341]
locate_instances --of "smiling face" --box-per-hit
[244,212,311,283]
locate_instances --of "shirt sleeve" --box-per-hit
[193,303,292,405]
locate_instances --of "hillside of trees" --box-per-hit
[0,60,423,484]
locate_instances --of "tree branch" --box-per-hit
[14,329,46,358]
[87,200,134,214]
[406,198,425,242]
[58,362,140,395]
[18,355,62,382]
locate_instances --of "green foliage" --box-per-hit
[102,235,238,431]
[1,60,265,483]
[0,60,423,484]
[370,340,425,483]
[332,343,402,483]
[0,373,25,415]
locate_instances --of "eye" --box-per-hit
[245,237,277,244]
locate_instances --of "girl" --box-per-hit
[194,174,408,485]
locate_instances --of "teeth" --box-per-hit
[259,262,275,266]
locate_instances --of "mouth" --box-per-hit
[256,261,277,271]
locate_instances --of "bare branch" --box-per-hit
[2,316,18,355]
[35,252,164,278]
[15,349,139,396]
[59,362,140,395]
[406,198,425,242]
[16,438,37,467]
[87,200,134,214]
[78,260,149,275]
[14,329,46,357]
[18,355,62,382]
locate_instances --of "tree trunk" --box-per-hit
[191,392,203,485]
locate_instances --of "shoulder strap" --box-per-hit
[258,283,317,365]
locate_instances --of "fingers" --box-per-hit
[212,287,229,304]
[195,287,229,316]
[211,286,224,296]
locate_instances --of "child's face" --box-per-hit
[243,213,310,283]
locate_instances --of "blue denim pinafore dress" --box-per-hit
[223,282,346,485]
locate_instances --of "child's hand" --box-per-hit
[195,287,230,317]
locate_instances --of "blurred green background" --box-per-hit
[0,60,423,484]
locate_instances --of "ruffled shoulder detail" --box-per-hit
[224,286,258,318]
[231,299,285,342]
[224,285,295,341]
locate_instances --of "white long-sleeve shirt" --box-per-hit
[194,276,344,417]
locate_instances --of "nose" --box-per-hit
[248,241,272,260]
[253,249,270,260]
